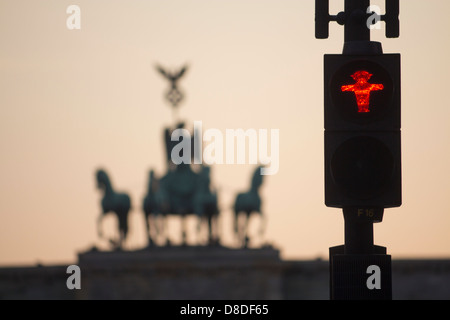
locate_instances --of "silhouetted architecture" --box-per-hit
[2,256,450,299]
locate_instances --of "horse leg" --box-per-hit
[195,215,203,245]
[243,212,252,248]
[165,216,171,246]
[235,212,247,248]
[181,214,187,246]
[118,228,125,250]
[97,214,104,239]
[210,214,216,245]
[207,214,213,245]
[214,212,221,245]
[234,211,241,246]
[233,211,239,236]
[158,216,164,245]
[118,230,124,250]
[210,213,219,246]
[117,211,128,250]
[145,214,154,247]
[158,215,167,245]
[258,211,267,239]
[195,217,200,235]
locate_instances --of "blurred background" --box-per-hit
[0,0,449,266]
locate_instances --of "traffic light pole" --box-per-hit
[330,208,392,300]
[342,0,383,56]
[344,0,370,43]
[317,0,400,300]
[344,208,374,254]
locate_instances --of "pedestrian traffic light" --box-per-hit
[324,54,401,208]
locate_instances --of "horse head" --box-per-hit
[96,169,111,191]
[250,165,264,192]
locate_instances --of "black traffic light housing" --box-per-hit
[324,54,401,208]
[316,0,401,300]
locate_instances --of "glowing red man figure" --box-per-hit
[341,70,384,113]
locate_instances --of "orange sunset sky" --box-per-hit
[1,0,450,265]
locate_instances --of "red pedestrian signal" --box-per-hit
[324,54,401,208]
[341,71,384,113]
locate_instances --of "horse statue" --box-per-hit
[233,166,266,248]
[96,169,132,249]
[194,165,220,245]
